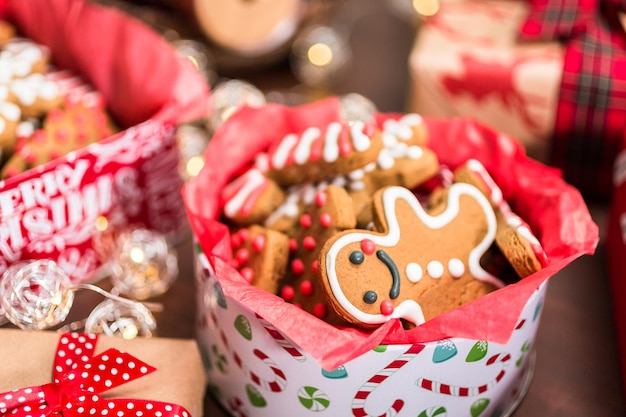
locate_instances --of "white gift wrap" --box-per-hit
[195,249,544,417]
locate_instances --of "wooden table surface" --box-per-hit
[37,0,626,415]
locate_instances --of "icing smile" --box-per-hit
[376,249,400,299]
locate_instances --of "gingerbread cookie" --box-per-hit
[317,184,504,329]
[229,225,290,294]
[262,120,384,186]
[452,159,548,278]
[278,185,356,322]
[221,167,286,227]
[1,101,118,178]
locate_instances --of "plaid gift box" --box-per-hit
[409,0,626,201]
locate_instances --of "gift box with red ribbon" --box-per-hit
[0,0,209,284]
[0,330,207,417]
[409,0,626,201]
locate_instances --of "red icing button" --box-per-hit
[238,228,250,242]
[361,239,376,255]
[319,213,332,227]
[281,285,295,301]
[252,235,266,252]
[289,238,299,253]
[300,214,312,228]
[236,248,250,264]
[300,280,314,297]
[380,300,394,316]
[313,302,327,319]
[315,190,327,207]
[291,259,305,275]
[303,236,316,251]
[311,260,318,274]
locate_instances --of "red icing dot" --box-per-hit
[236,248,250,264]
[311,260,318,274]
[319,213,332,227]
[48,108,63,121]
[361,239,376,255]
[300,214,312,228]
[231,233,243,248]
[291,259,305,275]
[32,130,46,144]
[289,238,299,253]
[76,130,88,143]
[281,285,295,301]
[300,280,314,297]
[238,228,250,242]
[252,235,266,252]
[240,267,254,283]
[380,300,394,316]
[303,236,316,250]
[313,302,327,319]
[229,258,240,269]
[55,128,69,143]
[315,190,327,207]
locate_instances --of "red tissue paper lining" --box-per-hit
[1,0,209,128]
[183,97,599,370]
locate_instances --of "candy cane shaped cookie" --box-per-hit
[416,352,511,396]
[453,159,548,278]
[352,343,426,417]
[219,329,288,392]
[255,312,307,362]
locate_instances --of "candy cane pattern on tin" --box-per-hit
[416,352,511,396]
[255,312,307,362]
[219,329,288,393]
[352,343,426,417]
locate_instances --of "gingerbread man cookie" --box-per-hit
[317,184,504,329]
[279,185,356,322]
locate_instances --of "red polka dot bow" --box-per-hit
[0,332,192,417]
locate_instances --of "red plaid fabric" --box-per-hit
[520,0,626,200]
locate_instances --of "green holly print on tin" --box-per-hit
[418,405,447,417]
[470,398,490,417]
[211,344,228,374]
[246,384,267,407]
[234,314,252,341]
[516,340,531,367]
[465,341,488,362]
[297,386,331,411]
[432,340,458,363]
[373,345,388,353]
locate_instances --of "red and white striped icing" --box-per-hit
[465,159,548,268]
[267,120,376,170]
[222,167,271,218]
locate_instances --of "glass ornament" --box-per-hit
[339,93,378,124]
[208,79,266,133]
[109,228,178,301]
[1,260,74,330]
[84,298,157,339]
[176,124,210,180]
[290,25,351,87]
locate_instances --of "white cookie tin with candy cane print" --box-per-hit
[195,249,543,417]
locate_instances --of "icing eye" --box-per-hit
[363,291,377,304]
[349,250,365,265]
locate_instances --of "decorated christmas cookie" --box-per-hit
[317,184,505,329]
[452,159,548,278]
[229,224,290,294]
[279,185,356,323]
[263,120,384,186]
